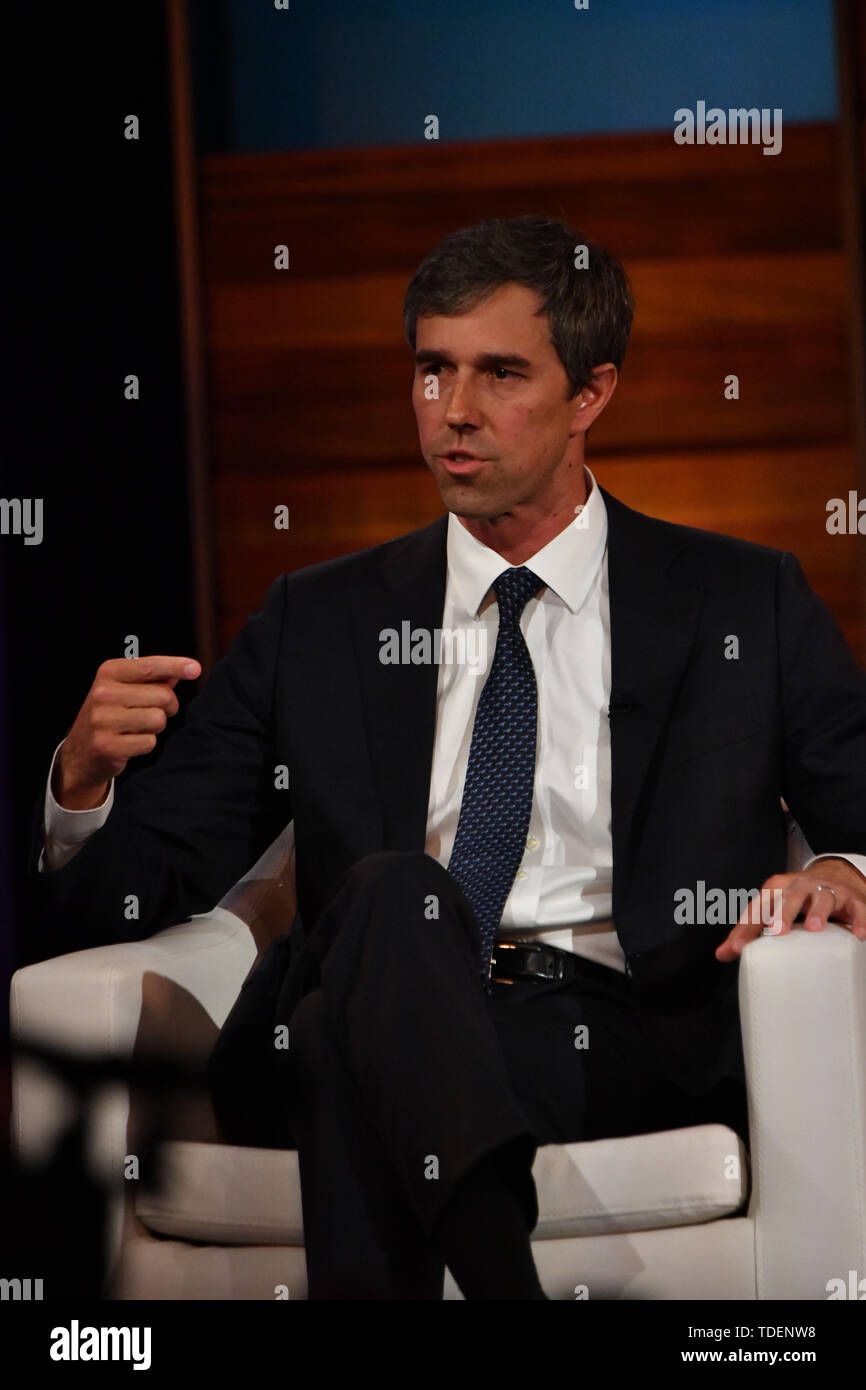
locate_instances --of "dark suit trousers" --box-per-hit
[207,852,748,1300]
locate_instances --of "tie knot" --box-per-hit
[492,566,543,623]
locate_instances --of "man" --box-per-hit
[27,216,866,1301]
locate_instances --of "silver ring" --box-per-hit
[815,884,838,900]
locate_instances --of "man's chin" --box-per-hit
[434,476,504,520]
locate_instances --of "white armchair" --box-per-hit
[11,818,866,1299]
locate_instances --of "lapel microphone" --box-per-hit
[608,698,635,716]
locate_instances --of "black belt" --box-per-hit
[488,940,581,985]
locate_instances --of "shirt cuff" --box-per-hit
[40,739,115,872]
[803,852,866,885]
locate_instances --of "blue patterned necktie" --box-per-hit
[447,566,543,991]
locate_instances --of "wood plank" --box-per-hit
[204,253,848,350]
[199,127,841,277]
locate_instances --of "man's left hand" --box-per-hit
[715,858,866,962]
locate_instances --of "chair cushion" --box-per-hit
[136,1124,748,1245]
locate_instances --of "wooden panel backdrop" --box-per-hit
[195,121,865,661]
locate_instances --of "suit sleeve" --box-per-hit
[21,575,290,965]
[777,551,866,857]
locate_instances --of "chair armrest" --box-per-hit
[11,909,257,1167]
[11,820,299,1165]
[739,924,866,1298]
[11,909,257,1056]
[11,909,259,1286]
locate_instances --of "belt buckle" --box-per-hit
[490,941,519,985]
[535,946,564,983]
[490,942,566,985]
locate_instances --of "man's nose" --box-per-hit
[445,375,481,427]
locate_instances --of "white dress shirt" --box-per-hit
[423,466,624,967]
[40,465,866,966]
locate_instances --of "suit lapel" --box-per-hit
[351,516,449,851]
[351,491,706,904]
[599,486,705,910]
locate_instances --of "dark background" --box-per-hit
[1,5,195,1033]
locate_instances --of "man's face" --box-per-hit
[411,281,586,520]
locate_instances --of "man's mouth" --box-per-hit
[439,451,487,474]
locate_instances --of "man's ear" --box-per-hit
[584,364,618,417]
[568,364,617,436]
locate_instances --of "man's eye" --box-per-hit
[417,364,521,380]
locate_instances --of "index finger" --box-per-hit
[715,918,763,962]
[107,656,201,685]
[716,883,787,961]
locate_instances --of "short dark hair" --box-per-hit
[403,214,634,399]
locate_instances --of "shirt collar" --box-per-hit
[445,464,608,618]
